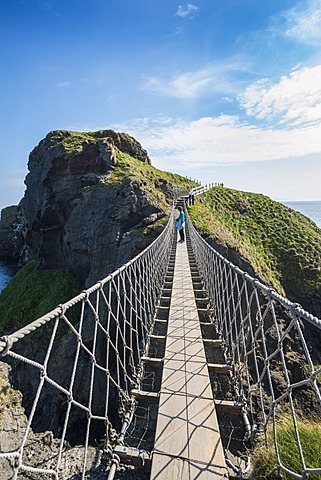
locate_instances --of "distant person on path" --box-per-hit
[188,190,195,205]
[176,206,185,243]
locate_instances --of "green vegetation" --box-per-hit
[252,414,321,479]
[48,130,96,157]
[0,261,80,333]
[101,149,197,211]
[188,187,321,296]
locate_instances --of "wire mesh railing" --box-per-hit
[186,209,321,479]
[0,209,175,480]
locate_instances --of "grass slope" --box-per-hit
[0,261,80,333]
[188,187,321,298]
[252,414,321,479]
[101,150,196,210]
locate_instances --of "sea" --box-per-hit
[0,258,18,292]
[1,200,321,293]
[282,200,321,229]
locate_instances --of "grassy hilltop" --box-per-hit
[189,186,321,305]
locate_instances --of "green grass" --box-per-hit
[252,415,321,479]
[100,149,197,211]
[188,187,321,296]
[104,150,196,189]
[0,261,81,333]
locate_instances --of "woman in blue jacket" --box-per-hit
[176,206,185,243]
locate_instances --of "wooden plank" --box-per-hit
[141,356,164,367]
[149,335,166,342]
[214,399,242,414]
[150,231,228,479]
[208,363,233,374]
[152,392,189,457]
[131,389,159,404]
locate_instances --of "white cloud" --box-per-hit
[117,114,321,172]
[141,59,250,99]
[176,3,198,18]
[54,81,72,88]
[239,64,321,127]
[277,0,321,45]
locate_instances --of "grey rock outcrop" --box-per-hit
[23,130,174,286]
[0,204,25,260]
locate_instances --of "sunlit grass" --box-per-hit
[0,261,81,332]
[252,414,321,479]
[188,187,321,297]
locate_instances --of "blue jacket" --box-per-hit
[176,211,185,231]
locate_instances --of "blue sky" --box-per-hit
[1,0,321,212]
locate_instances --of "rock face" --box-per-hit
[0,204,25,260]
[23,130,170,286]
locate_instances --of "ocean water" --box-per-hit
[282,200,321,228]
[0,258,18,292]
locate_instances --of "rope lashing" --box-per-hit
[0,335,13,356]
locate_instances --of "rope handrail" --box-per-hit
[0,207,176,479]
[185,207,321,479]
[0,210,174,355]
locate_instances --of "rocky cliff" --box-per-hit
[0,128,198,333]
[0,204,25,260]
[22,129,193,287]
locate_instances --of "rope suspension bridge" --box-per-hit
[1,188,321,479]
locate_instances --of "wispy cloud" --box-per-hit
[20,0,55,11]
[116,114,321,172]
[54,81,72,88]
[239,64,321,127]
[273,0,321,46]
[38,0,54,10]
[175,3,199,18]
[168,26,184,37]
[141,59,251,99]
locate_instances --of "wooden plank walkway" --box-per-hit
[150,233,229,479]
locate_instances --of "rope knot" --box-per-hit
[0,335,13,357]
[81,289,89,301]
[57,304,67,317]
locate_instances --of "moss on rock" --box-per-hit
[0,261,81,333]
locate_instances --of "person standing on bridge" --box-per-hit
[176,206,185,243]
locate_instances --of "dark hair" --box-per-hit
[178,206,182,212]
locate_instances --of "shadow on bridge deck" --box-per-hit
[149,231,229,479]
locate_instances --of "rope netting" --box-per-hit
[186,210,321,478]
[0,210,175,479]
